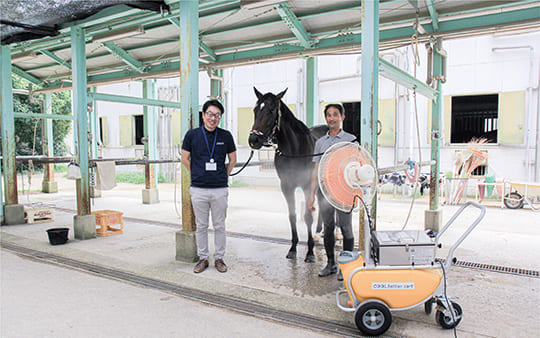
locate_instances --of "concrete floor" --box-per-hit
[1,174,539,337]
[1,250,333,338]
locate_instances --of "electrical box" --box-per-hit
[372,230,436,266]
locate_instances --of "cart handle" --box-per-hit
[435,201,486,269]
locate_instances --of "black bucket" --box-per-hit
[46,228,69,245]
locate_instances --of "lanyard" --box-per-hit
[202,127,217,161]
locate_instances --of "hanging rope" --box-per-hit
[401,14,423,231]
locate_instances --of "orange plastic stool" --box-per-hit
[92,210,124,236]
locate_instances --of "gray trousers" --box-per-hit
[190,187,229,260]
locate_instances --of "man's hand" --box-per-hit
[308,195,316,211]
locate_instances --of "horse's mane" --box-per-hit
[278,99,311,137]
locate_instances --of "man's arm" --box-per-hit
[227,151,237,176]
[181,149,191,173]
[307,162,319,211]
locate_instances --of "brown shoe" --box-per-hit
[193,259,209,273]
[215,259,228,273]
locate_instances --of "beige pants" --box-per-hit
[190,187,229,260]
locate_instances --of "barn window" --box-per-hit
[134,114,144,145]
[342,101,361,142]
[451,94,498,144]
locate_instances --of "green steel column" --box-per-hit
[359,0,380,247]
[430,38,443,211]
[44,94,54,156]
[0,45,18,206]
[88,87,100,198]
[306,57,318,127]
[0,157,2,222]
[180,0,199,232]
[143,79,158,189]
[42,93,58,193]
[89,87,98,159]
[71,26,91,216]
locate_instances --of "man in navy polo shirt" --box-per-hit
[181,100,237,273]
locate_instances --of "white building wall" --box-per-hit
[96,30,540,183]
[442,31,540,182]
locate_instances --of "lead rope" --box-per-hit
[229,150,254,176]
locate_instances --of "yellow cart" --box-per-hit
[336,202,486,336]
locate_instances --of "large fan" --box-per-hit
[318,142,378,212]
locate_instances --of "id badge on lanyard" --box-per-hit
[203,127,218,171]
[205,159,217,171]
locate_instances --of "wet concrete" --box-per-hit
[2,174,540,337]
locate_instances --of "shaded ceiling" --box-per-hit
[2,0,540,93]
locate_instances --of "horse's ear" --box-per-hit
[276,88,287,101]
[254,87,263,100]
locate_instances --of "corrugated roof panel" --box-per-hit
[2,0,538,91]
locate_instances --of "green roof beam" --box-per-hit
[203,2,361,38]
[88,92,180,109]
[439,6,539,33]
[58,5,141,30]
[11,65,44,87]
[168,17,180,27]
[425,0,440,31]
[407,0,418,11]
[167,17,216,61]
[39,49,72,70]
[274,3,315,48]
[199,41,217,62]
[11,2,236,55]
[14,112,74,120]
[101,41,146,73]
[379,57,437,99]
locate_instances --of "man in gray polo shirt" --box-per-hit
[308,104,356,279]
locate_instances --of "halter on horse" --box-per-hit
[249,87,317,262]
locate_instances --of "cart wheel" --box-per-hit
[436,301,462,329]
[354,301,392,336]
[424,297,434,315]
[504,192,524,209]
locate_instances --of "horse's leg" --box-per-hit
[282,186,298,259]
[316,209,323,234]
[303,187,315,263]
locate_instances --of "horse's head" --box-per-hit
[248,87,287,150]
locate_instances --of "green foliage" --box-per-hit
[115,172,169,184]
[11,75,72,158]
[229,180,248,188]
[54,164,68,173]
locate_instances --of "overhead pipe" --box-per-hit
[435,37,447,83]
[426,42,433,86]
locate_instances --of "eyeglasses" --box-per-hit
[205,112,222,119]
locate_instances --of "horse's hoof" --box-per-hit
[304,255,315,263]
[286,252,296,259]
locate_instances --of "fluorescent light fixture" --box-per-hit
[240,0,287,10]
[12,51,37,62]
[92,26,145,43]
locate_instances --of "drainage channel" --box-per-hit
[2,241,406,338]
[53,207,540,278]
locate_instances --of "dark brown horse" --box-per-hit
[248,87,327,262]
